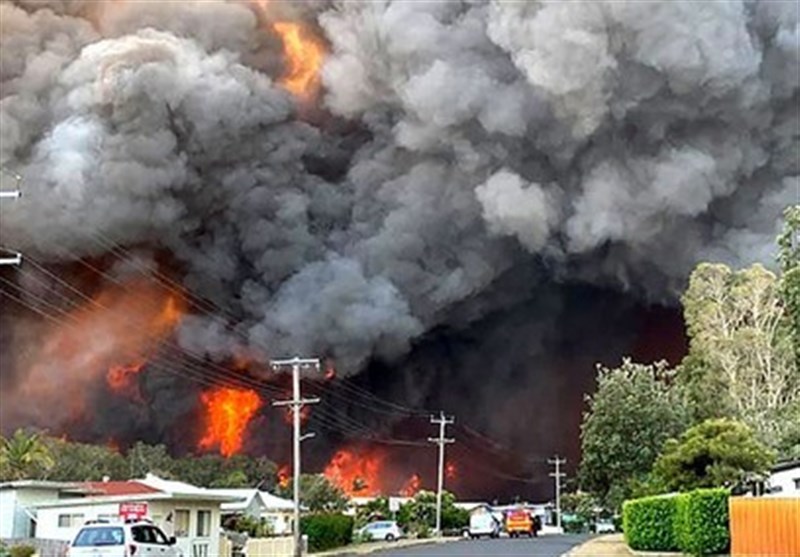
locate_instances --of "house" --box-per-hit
[0,480,80,539]
[206,488,295,535]
[34,474,237,557]
[766,460,800,497]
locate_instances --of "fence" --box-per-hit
[729,497,800,556]
[243,536,296,557]
[1,538,68,557]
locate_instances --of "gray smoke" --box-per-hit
[0,0,797,433]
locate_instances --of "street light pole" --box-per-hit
[272,357,320,557]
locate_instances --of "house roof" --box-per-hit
[78,481,161,497]
[772,460,800,473]
[206,488,295,512]
[0,480,79,491]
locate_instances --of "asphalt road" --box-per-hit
[348,535,592,557]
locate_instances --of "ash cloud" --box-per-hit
[0,0,797,447]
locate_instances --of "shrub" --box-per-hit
[9,546,36,557]
[679,488,730,556]
[623,494,679,551]
[300,513,354,552]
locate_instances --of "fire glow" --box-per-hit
[324,448,385,497]
[273,21,325,98]
[198,387,262,457]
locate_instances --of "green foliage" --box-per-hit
[278,474,347,513]
[0,429,55,480]
[679,262,797,446]
[679,488,730,556]
[223,514,273,537]
[8,545,36,557]
[561,491,599,525]
[778,205,800,378]
[395,490,463,535]
[355,497,390,528]
[624,488,730,556]
[44,438,127,481]
[623,494,680,552]
[579,359,689,509]
[299,513,354,552]
[652,418,775,492]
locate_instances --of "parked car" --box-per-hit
[357,520,403,541]
[505,509,535,538]
[594,518,616,533]
[468,507,500,539]
[67,520,183,557]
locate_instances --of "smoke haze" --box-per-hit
[0,0,797,494]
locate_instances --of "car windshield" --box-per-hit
[73,527,125,546]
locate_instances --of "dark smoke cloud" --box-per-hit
[1,0,797,457]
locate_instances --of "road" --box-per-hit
[345,535,592,557]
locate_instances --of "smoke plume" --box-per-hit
[0,0,797,492]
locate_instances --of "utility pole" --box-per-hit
[548,455,566,530]
[0,168,22,266]
[272,357,320,557]
[428,411,454,538]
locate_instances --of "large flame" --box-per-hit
[198,387,262,457]
[400,473,421,497]
[11,279,184,426]
[324,448,384,497]
[273,21,325,98]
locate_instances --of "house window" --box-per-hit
[196,510,211,538]
[174,509,190,538]
[57,514,84,528]
[794,478,800,490]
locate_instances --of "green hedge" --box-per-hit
[300,513,354,552]
[623,488,730,556]
[623,494,680,551]
[679,488,730,555]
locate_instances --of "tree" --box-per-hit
[0,430,55,480]
[396,490,465,534]
[277,474,347,513]
[680,262,798,446]
[579,359,689,509]
[778,205,799,370]
[45,438,127,481]
[652,418,775,492]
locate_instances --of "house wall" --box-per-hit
[768,467,800,497]
[36,499,223,557]
[0,487,65,539]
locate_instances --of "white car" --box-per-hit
[67,521,183,557]
[594,519,616,533]
[358,520,403,541]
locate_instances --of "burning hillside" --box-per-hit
[1,0,797,498]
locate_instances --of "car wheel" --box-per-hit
[385,534,395,542]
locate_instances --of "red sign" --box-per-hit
[119,502,148,521]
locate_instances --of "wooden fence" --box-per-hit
[730,497,800,556]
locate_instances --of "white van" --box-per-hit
[468,507,500,539]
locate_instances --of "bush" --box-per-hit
[300,513,354,552]
[623,494,679,551]
[679,488,730,556]
[623,488,730,556]
[9,546,36,557]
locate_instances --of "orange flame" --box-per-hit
[198,387,262,457]
[446,461,457,481]
[106,361,145,399]
[277,464,290,489]
[324,448,385,497]
[273,21,325,98]
[400,473,421,497]
[12,279,184,426]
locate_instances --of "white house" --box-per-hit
[0,480,80,539]
[34,474,237,557]
[767,460,800,497]
[207,488,295,535]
